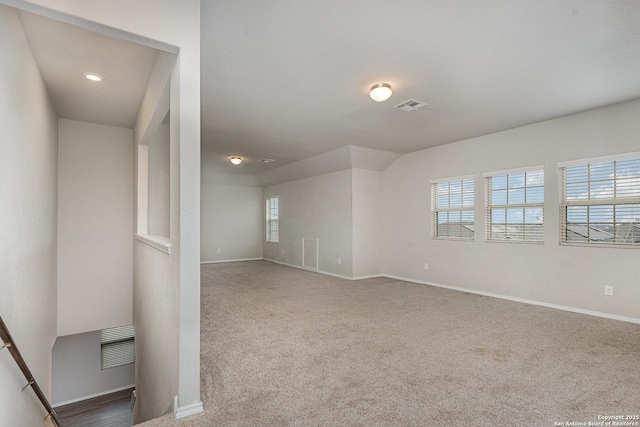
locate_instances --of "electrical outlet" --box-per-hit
[217,248,221,254]
[424,263,429,270]
[604,286,613,296]
[281,249,285,255]
[338,258,342,265]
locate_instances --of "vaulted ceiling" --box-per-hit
[16,1,640,176]
[200,0,640,175]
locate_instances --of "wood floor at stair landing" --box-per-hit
[56,387,134,427]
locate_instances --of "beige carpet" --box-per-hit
[138,260,640,426]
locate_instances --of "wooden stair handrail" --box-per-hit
[0,316,62,426]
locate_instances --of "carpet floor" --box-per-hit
[138,260,640,426]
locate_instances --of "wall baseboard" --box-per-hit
[201,257,263,264]
[352,273,385,280]
[383,274,640,325]
[203,258,639,325]
[52,384,135,408]
[176,400,204,419]
[264,258,356,281]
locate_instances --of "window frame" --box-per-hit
[483,165,545,244]
[558,152,640,248]
[100,325,135,370]
[431,174,475,241]
[265,195,279,243]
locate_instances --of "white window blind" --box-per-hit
[431,176,475,240]
[266,196,279,243]
[559,155,640,247]
[101,325,135,370]
[484,167,544,243]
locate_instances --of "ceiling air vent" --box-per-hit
[394,99,427,112]
[260,158,276,163]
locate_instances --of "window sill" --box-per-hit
[432,237,475,242]
[135,234,171,254]
[486,239,544,245]
[560,241,639,250]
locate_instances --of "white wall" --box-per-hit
[57,119,133,336]
[383,99,640,320]
[201,184,263,262]
[263,170,353,277]
[51,331,134,405]
[133,243,177,421]
[0,5,58,426]
[9,0,203,420]
[352,169,383,278]
[132,54,179,422]
[148,122,170,237]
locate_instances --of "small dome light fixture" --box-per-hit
[83,72,104,82]
[369,83,392,102]
[230,156,242,165]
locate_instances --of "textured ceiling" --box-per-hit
[201,0,640,175]
[19,10,159,129]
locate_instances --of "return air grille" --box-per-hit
[394,99,427,112]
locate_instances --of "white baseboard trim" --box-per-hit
[175,401,204,419]
[201,257,263,264]
[383,274,640,325]
[310,269,354,281]
[264,258,356,281]
[204,259,639,324]
[52,384,135,408]
[352,274,385,280]
[166,395,178,416]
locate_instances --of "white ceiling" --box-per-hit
[201,0,640,175]
[18,10,159,129]
[14,2,640,177]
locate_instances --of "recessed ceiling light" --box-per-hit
[370,83,392,102]
[230,156,242,165]
[260,158,276,163]
[83,72,104,82]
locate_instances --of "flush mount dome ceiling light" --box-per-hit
[230,156,242,165]
[83,72,104,82]
[369,83,392,102]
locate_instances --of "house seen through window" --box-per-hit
[484,167,544,243]
[432,176,475,240]
[559,154,640,246]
